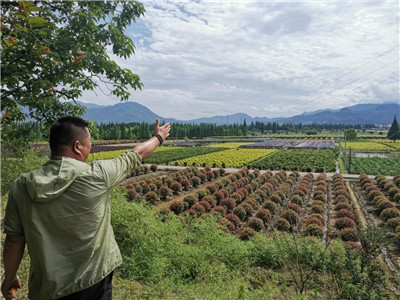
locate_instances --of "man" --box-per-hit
[1,116,170,299]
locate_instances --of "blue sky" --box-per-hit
[80,0,399,120]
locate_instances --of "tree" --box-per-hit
[344,128,357,141]
[1,1,145,146]
[387,115,400,142]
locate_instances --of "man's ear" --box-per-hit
[72,140,82,155]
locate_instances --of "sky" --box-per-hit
[80,0,399,120]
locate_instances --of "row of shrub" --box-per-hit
[331,174,360,246]
[302,174,327,238]
[359,174,400,246]
[125,166,225,203]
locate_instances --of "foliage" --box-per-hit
[1,1,145,146]
[387,115,400,142]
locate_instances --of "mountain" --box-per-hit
[82,101,178,124]
[80,101,399,125]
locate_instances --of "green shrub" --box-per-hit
[388,187,400,198]
[196,189,209,200]
[270,193,282,204]
[241,203,254,218]
[304,224,323,238]
[395,232,400,248]
[247,218,264,232]
[150,164,158,172]
[191,176,201,187]
[394,192,400,203]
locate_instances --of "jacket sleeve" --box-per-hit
[94,151,142,189]
[3,188,24,236]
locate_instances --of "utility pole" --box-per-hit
[344,132,347,170]
[348,148,352,174]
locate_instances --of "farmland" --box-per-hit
[2,138,400,299]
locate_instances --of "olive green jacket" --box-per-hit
[4,151,141,300]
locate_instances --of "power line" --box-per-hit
[309,58,399,102]
[295,45,399,103]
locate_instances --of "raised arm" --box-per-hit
[1,235,25,299]
[133,119,170,160]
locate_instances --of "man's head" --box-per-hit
[50,117,91,162]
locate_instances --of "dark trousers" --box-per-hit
[57,272,113,300]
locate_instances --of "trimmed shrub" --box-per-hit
[230,192,242,203]
[270,193,282,204]
[336,209,356,221]
[311,204,325,214]
[335,202,352,211]
[305,217,323,228]
[394,193,400,203]
[248,217,264,232]
[243,198,257,210]
[183,194,198,207]
[181,179,191,190]
[312,200,324,208]
[376,198,394,211]
[395,225,400,233]
[275,218,291,232]
[339,228,358,242]
[334,195,349,204]
[335,217,356,230]
[239,227,257,241]
[308,213,325,224]
[233,206,247,221]
[344,241,362,250]
[262,200,277,214]
[281,209,300,225]
[385,217,400,231]
[288,203,302,214]
[158,186,171,199]
[198,200,211,212]
[249,194,262,205]
[144,191,158,204]
[220,197,236,212]
[150,164,158,172]
[388,187,400,198]
[367,190,382,202]
[313,193,325,202]
[126,189,138,202]
[202,195,216,207]
[191,176,201,187]
[219,219,235,232]
[198,173,207,183]
[170,181,182,194]
[141,184,151,195]
[196,189,209,200]
[191,203,206,215]
[226,213,241,229]
[394,232,400,248]
[169,200,184,214]
[237,202,250,216]
[213,205,227,216]
[213,191,225,205]
[255,208,272,225]
[380,208,400,222]
[304,223,323,238]
[205,171,214,181]
[290,195,304,206]
[220,188,229,199]
[148,183,158,192]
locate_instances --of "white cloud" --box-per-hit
[82,0,399,119]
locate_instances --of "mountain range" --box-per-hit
[79,101,400,125]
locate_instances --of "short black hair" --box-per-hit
[49,116,89,155]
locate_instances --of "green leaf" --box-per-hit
[27,6,44,12]
[28,17,48,25]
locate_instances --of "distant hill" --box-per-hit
[80,101,399,125]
